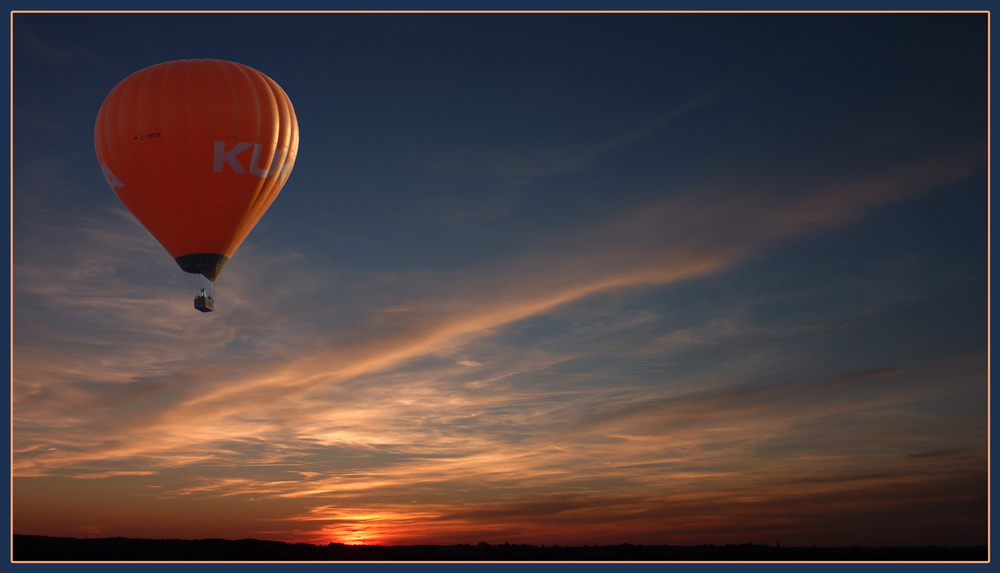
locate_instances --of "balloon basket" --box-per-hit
[194,296,214,312]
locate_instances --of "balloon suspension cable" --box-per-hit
[184,271,217,302]
[183,271,196,300]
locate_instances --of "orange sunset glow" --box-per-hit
[12,11,988,557]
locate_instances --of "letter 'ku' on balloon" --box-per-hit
[94,59,299,290]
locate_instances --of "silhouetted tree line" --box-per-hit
[12,535,988,562]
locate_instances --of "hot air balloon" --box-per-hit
[94,59,299,312]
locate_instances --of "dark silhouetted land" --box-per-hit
[12,535,988,562]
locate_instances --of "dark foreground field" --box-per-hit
[12,535,988,562]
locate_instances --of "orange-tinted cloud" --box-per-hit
[12,149,987,545]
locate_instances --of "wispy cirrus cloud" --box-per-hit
[416,84,727,186]
[13,147,987,544]
[13,20,106,65]
[15,148,984,464]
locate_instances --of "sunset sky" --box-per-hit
[11,12,988,549]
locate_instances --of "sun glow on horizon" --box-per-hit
[11,12,987,551]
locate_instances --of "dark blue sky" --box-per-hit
[12,12,988,548]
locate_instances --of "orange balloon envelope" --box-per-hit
[94,59,299,284]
